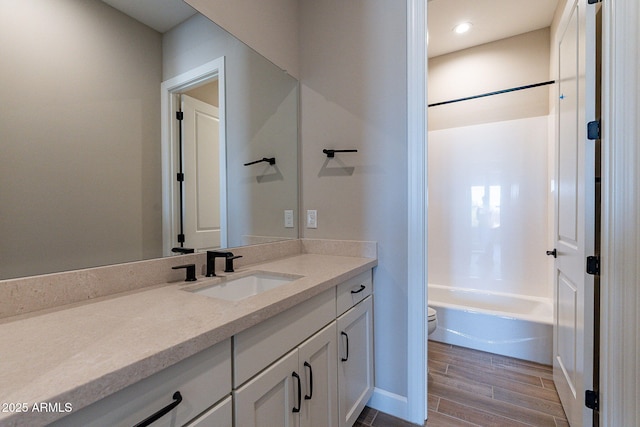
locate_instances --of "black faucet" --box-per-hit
[206,251,243,277]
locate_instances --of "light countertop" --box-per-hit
[0,253,376,427]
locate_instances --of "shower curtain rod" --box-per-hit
[428,80,555,108]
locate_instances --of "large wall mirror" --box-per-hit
[0,0,298,280]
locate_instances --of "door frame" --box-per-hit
[599,0,640,424]
[406,0,428,424]
[404,0,640,424]
[161,57,227,255]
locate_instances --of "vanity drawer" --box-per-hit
[233,288,336,387]
[51,339,231,427]
[336,270,372,316]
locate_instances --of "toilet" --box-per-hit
[427,306,438,336]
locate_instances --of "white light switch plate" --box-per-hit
[284,210,294,228]
[306,210,317,229]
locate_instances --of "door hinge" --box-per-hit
[176,111,184,121]
[176,173,184,182]
[587,120,600,140]
[585,390,599,411]
[177,233,185,244]
[586,256,600,275]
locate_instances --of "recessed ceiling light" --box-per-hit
[453,22,472,34]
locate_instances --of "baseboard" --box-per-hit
[367,387,409,422]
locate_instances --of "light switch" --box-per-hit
[284,210,294,228]
[306,210,317,229]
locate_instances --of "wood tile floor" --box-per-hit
[355,341,569,427]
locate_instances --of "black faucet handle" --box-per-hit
[172,264,197,281]
[172,247,195,254]
[224,255,243,273]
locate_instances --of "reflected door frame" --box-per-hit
[160,57,227,255]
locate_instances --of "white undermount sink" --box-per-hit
[189,272,302,302]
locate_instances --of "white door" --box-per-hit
[298,323,338,427]
[554,0,597,425]
[181,94,225,251]
[234,349,300,427]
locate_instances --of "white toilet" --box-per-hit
[427,306,438,336]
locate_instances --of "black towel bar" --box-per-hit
[323,149,358,158]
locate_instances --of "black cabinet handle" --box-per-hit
[304,361,313,400]
[132,391,182,427]
[292,372,301,413]
[341,331,349,362]
[351,284,366,294]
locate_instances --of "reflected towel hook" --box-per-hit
[323,149,358,158]
[244,157,276,166]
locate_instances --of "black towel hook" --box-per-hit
[244,157,276,166]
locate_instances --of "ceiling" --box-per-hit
[101,0,560,59]
[101,0,196,33]
[427,0,560,58]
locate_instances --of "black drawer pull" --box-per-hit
[341,331,349,362]
[304,361,313,400]
[351,284,366,294]
[292,372,301,413]
[132,391,182,427]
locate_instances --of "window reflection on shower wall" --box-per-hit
[470,184,501,280]
[427,116,550,298]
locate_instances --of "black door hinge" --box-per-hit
[176,111,184,120]
[586,256,600,275]
[585,389,599,411]
[177,233,185,243]
[587,120,600,140]
[177,173,184,182]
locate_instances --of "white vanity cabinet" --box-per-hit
[234,270,374,427]
[51,339,232,427]
[234,323,338,427]
[336,270,374,427]
[49,268,373,427]
[233,288,338,427]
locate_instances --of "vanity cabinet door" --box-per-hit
[298,322,338,427]
[337,296,374,427]
[234,349,299,427]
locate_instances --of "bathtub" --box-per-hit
[428,284,553,365]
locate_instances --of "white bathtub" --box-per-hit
[428,284,553,365]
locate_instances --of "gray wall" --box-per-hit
[191,0,412,407]
[0,0,163,279]
[299,0,410,400]
[185,0,299,78]
[428,28,551,130]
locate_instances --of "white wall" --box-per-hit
[0,0,163,279]
[299,0,410,409]
[428,116,551,298]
